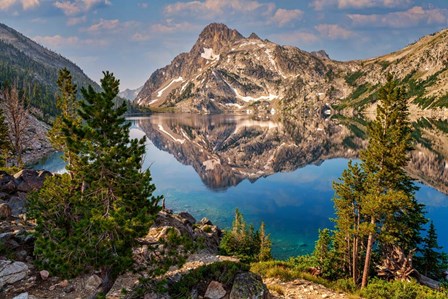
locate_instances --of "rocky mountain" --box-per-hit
[0,22,100,121]
[119,86,142,101]
[135,23,448,116]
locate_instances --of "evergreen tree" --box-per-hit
[417,221,446,279]
[331,75,427,288]
[360,74,426,288]
[220,209,271,262]
[48,68,80,170]
[258,222,272,262]
[333,161,366,283]
[29,71,161,296]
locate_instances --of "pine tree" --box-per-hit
[48,68,80,170]
[258,222,272,262]
[29,71,161,295]
[418,221,445,279]
[359,74,426,288]
[331,75,426,288]
[333,161,366,283]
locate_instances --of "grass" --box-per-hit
[251,259,448,299]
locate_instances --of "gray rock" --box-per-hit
[178,211,196,225]
[86,274,102,290]
[12,292,36,299]
[204,280,226,299]
[229,272,269,299]
[8,196,26,215]
[14,169,47,192]
[0,260,29,288]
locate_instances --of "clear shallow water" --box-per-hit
[34,115,448,260]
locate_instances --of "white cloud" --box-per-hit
[67,15,87,26]
[53,0,110,16]
[348,6,448,28]
[311,0,412,10]
[271,8,303,27]
[33,34,79,47]
[315,24,354,39]
[165,0,265,16]
[85,18,119,32]
[0,0,40,10]
[33,34,109,48]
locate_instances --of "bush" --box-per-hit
[360,278,448,299]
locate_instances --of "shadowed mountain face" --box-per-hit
[135,23,448,116]
[135,114,447,194]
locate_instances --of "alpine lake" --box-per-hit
[33,113,448,260]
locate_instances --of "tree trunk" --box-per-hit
[352,235,358,284]
[361,216,375,288]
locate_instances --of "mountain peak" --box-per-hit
[248,32,261,40]
[196,23,244,48]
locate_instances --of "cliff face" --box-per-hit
[135,24,448,115]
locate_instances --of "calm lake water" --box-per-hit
[33,114,448,260]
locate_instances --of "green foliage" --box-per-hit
[168,261,249,298]
[345,71,364,86]
[29,71,161,281]
[219,209,272,263]
[415,221,447,280]
[360,278,448,299]
[313,228,339,279]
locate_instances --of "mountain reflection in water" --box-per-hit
[133,113,448,194]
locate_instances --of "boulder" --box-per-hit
[178,211,196,225]
[14,169,50,193]
[0,171,16,194]
[204,280,226,299]
[0,202,12,219]
[7,195,26,215]
[0,260,29,289]
[86,274,102,290]
[229,272,269,299]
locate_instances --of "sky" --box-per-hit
[0,0,447,90]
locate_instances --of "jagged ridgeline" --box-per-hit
[0,23,100,122]
[135,23,448,114]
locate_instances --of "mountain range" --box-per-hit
[134,23,448,116]
[0,22,100,121]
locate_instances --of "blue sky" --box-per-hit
[1,0,447,90]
